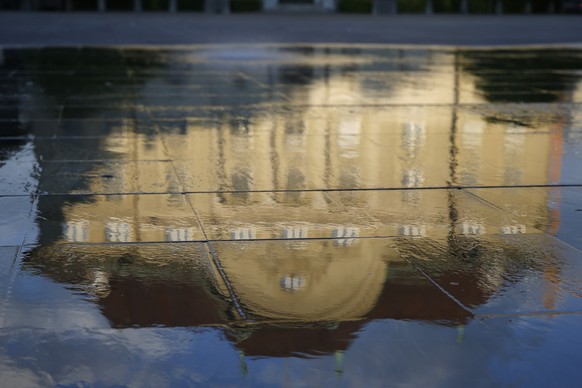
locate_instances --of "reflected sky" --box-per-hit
[1,45,582,386]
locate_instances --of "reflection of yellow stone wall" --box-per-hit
[62,194,201,243]
[217,240,395,321]
[54,51,569,324]
[61,56,559,243]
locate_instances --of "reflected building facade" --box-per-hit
[3,46,581,358]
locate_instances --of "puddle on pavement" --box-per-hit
[1,46,582,386]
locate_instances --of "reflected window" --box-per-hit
[500,225,526,234]
[504,128,525,153]
[460,120,483,185]
[285,119,305,136]
[402,121,425,158]
[165,164,182,193]
[461,120,484,147]
[63,220,89,243]
[166,227,197,242]
[285,133,304,151]
[232,169,252,192]
[280,275,305,292]
[281,227,308,239]
[339,168,360,190]
[337,115,361,158]
[106,221,133,242]
[402,168,425,188]
[231,227,256,240]
[400,225,426,237]
[286,168,305,191]
[332,226,359,246]
[461,221,485,236]
[503,130,525,186]
[230,118,251,135]
[402,189,421,204]
[503,166,523,186]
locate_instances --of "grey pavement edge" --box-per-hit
[0,12,581,46]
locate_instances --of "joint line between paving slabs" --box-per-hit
[20,183,582,198]
[545,233,582,256]
[133,101,251,318]
[0,195,39,327]
[403,257,474,316]
[51,104,64,140]
[462,189,507,212]
[170,183,582,194]
[475,311,582,319]
[158,142,249,320]
[205,242,247,321]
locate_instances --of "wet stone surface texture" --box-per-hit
[1,46,582,386]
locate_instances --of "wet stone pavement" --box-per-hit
[1,45,582,386]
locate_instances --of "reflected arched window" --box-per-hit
[280,275,305,292]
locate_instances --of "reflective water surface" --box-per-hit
[1,46,582,386]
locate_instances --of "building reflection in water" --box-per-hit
[1,46,581,359]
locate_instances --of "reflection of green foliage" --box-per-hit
[178,0,204,10]
[433,0,462,13]
[17,48,164,118]
[394,0,559,13]
[531,0,558,13]
[18,48,131,119]
[21,48,128,98]
[457,325,464,343]
[502,0,528,13]
[143,0,169,10]
[398,0,426,13]
[397,0,463,13]
[335,350,344,378]
[70,0,99,10]
[460,49,582,103]
[68,0,204,10]
[238,351,248,377]
[338,0,372,13]
[230,0,261,12]
[466,0,491,13]
[106,0,134,10]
